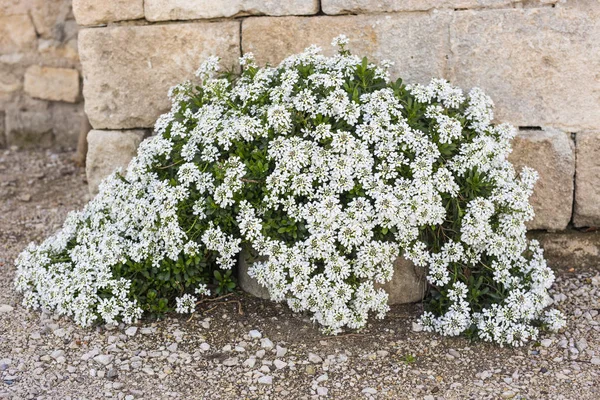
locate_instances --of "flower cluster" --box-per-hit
[14,36,564,344]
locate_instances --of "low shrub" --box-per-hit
[14,36,565,345]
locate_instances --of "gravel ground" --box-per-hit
[1,149,599,400]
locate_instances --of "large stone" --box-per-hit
[145,0,319,21]
[238,248,426,304]
[29,0,71,39]
[375,257,427,305]
[508,128,575,231]
[0,15,37,54]
[86,130,147,195]
[573,131,600,227]
[528,230,600,270]
[72,0,144,26]
[5,108,54,148]
[0,0,34,16]
[79,22,240,129]
[449,7,600,131]
[237,247,270,300]
[321,0,552,14]
[51,102,86,147]
[0,110,5,148]
[24,65,80,103]
[242,13,451,85]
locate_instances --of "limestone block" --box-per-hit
[574,131,600,227]
[321,0,531,14]
[0,0,34,16]
[51,102,86,147]
[86,130,147,195]
[237,247,270,300]
[0,111,5,148]
[72,0,144,26]
[5,108,54,148]
[449,8,600,130]
[375,257,427,305]
[24,65,80,103]
[145,0,319,21]
[242,13,450,85]
[508,128,575,231]
[238,248,427,304]
[79,21,240,129]
[30,0,71,39]
[0,15,37,54]
[528,230,600,270]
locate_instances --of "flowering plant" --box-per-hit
[14,36,565,345]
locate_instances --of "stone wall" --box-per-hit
[0,0,87,149]
[74,0,600,230]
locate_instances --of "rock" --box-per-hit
[24,66,79,103]
[243,358,256,368]
[448,349,460,358]
[275,345,287,358]
[255,349,266,358]
[50,102,87,148]
[72,0,144,26]
[167,343,177,352]
[257,375,273,385]
[93,354,114,366]
[305,365,316,375]
[241,248,425,304]
[50,350,65,360]
[29,0,71,39]
[574,131,600,227]
[449,7,600,131]
[362,387,377,394]
[540,339,553,347]
[528,230,600,269]
[0,15,37,54]
[375,256,427,304]
[222,357,239,367]
[199,343,210,351]
[5,109,54,149]
[260,338,274,350]
[274,359,287,369]
[79,21,240,129]
[142,367,154,375]
[106,368,118,380]
[85,129,148,195]
[308,353,323,364]
[591,357,600,365]
[124,327,137,337]
[242,13,450,85]
[321,0,524,14]
[0,304,14,313]
[249,330,262,339]
[509,128,575,231]
[238,247,271,299]
[145,0,319,21]
[316,386,328,396]
[411,322,424,332]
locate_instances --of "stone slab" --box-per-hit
[0,14,37,54]
[242,13,451,85]
[509,128,575,231]
[72,0,144,26]
[24,65,80,103]
[5,108,54,148]
[86,129,147,195]
[528,230,600,270]
[79,21,240,129]
[321,0,548,14]
[574,131,600,228]
[449,7,600,131]
[145,0,319,21]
